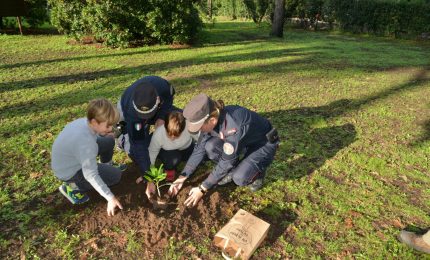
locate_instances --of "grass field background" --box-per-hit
[1,20,430,258]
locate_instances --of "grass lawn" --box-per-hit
[1,20,430,259]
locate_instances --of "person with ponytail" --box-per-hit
[168,93,279,207]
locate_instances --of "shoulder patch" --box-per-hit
[223,142,235,155]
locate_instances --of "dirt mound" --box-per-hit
[69,164,240,258]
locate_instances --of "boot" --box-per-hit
[218,174,233,185]
[248,178,264,192]
[399,230,430,254]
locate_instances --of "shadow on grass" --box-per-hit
[263,108,357,181]
[0,47,315,125]
[0,21,268,71]
[412,118,430,147]
[0,47,173,70]
[6,44,427,121]
[0,27,60,36]
[197,21,271,46]
[0,46,311,94]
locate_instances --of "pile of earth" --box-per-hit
[69,164,240,258]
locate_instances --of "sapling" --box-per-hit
[144,164,171,198]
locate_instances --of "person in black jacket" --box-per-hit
[168,93,279,207]
[116,76,175,199]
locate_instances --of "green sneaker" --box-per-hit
[59,183,89,204]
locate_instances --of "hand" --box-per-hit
[145,182,156,200]
[136,176,144,184]
[168,175,187,197]
[107,197,123,216]
[184,187,204,207]
[155,119,165,128]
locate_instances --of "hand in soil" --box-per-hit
[136,176,144,184]
[107,197,123,216]
[146,182,156,200]
[168,175,187,197]
[184,187,204,207]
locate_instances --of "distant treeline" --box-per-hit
[1,0,429,46]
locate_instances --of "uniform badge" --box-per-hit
[135,123,142,131]
[223,142,235,155]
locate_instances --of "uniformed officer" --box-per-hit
[168,93,279,207]
[116,76,175,199]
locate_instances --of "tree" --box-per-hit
[271,0,285,37]
[244,0,269,24]
[207,0,212,18]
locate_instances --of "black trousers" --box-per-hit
[157,143,195,170]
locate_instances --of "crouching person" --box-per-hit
[168,94,280,207]
[51,99,123,216]
[148,111,195,183]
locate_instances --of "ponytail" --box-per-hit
[206,99,225,122]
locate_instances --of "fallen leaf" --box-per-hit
[101,229,116,237]
[344,218,353,229]
[30,172,43,179]
[186,244,196,253]
[90,241,99,250]
[349,210,362,218]
[376,231,386,241]
[80,253,88,260]
[44,195,56,204]
[391,219,404,229]
[84,237,97,246]
[117,235,127,247]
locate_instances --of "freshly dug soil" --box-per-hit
[69,164,240,258]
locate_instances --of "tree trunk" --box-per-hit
[207,0,212,19]
[271,0,285,37]
[232,0,237,20]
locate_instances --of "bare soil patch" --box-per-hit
[65,164,240,258]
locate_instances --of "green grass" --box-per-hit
[1,19,430,258]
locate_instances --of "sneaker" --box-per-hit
[218,174,233,185]
[59,183,89,204]
[248,178,264,192]
[399,230,430,254]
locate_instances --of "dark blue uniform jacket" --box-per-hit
[182,105,272,189]
[120,76,175,174]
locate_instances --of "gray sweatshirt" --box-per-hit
[51,118,114,201]
[148,126,193,166]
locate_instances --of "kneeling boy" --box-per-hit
[51,99,123,216]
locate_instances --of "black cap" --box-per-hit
[132,82,160,119]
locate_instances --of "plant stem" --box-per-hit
[156,182,161,198]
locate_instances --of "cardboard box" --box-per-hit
[213,209,270,260]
